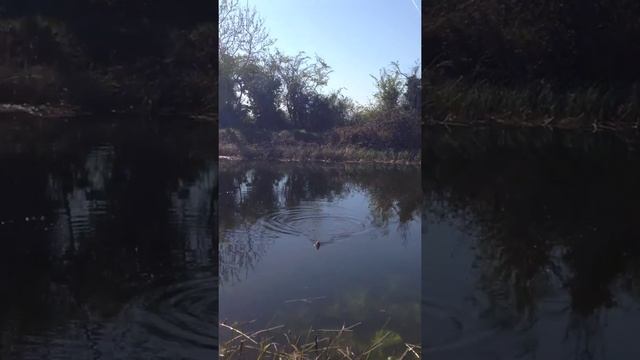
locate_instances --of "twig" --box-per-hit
[405,343,420,358]
[316,322,362,333]
[251,325,285,338]
[284,296,327,304]
[361,331,391,357]
[220,322,258,345]
[337,348,354,360]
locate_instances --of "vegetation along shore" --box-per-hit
[424,0,640,134]
[0,1,215,118]
[218,0,421,163]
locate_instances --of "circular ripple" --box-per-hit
[258,204,372,243]
[109,275,217,359]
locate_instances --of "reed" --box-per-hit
[219,321,421,360]
[425,79,640,131]
[219,128,420,164]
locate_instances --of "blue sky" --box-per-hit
[244,0,421,105]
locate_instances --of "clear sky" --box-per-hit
[244,0,421,105]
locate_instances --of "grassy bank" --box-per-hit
[425,79,640,132]
[219,322,421,359]
[0,11,215,117]
[424,0,640,132]
[219,128,420,164]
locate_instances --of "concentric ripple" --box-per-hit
[109,274,217,359]
[256,203,373,243]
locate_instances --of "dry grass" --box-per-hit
[425,78,640,132]
[219,321,421,360]
[219,128,420,164]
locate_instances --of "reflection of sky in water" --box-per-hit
[220,169,421,348]
[169,164,216,266]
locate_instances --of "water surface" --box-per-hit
[0,117,217,359]
[219,161,421,357]
[423,127,640,360]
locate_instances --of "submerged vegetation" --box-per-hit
[219,161,421,358]
[424,0,640,131]
[0,0,215,116]
[219,321,421,360]
[219,0,420,162]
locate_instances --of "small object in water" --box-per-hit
[40,216,45,221]
[313,240,321,250]
[25,217,29,222]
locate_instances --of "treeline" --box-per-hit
[219,0,420,151]
[424,0,640,127]
[0,0,215,114]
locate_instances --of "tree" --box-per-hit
[371,67,403,112]
[306,91,354,132]
[392,61,421,114]
[219,0,272,61]
[219,0,274,124]
[242,59,284,129]
[274,51,331,128]
[218,53,244,127]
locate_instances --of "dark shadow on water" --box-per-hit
[423,126,640,360]
[0,117,217,359]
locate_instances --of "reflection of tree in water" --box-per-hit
[424,127,640,357]
[220,229,271,284]
[0,119,217,355]
[219,161,421,282]
[564,310,607,360]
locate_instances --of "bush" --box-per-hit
[331,110,420,151]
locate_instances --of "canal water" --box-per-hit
[423,127,640,360]
[219,161,421,357]
[0,117,217,359]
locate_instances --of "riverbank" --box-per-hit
[0,16,215,117]
[425,117,640,133]
[424,0,640,135]
[0,103,216,122]
[220,321,420,359]
[219,128,420,164]
[424,80,640,133]
[0,103,80,118]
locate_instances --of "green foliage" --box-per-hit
[425,0,640,126]
[425,78,640,127]
[218,1,420,152]
[425,0,640,85]
[274,51,332,129]
[368,330,403,358]
[242,61,285,129]
[332,109,421,151]
[371,68,403,112]
[0,1,215,114]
